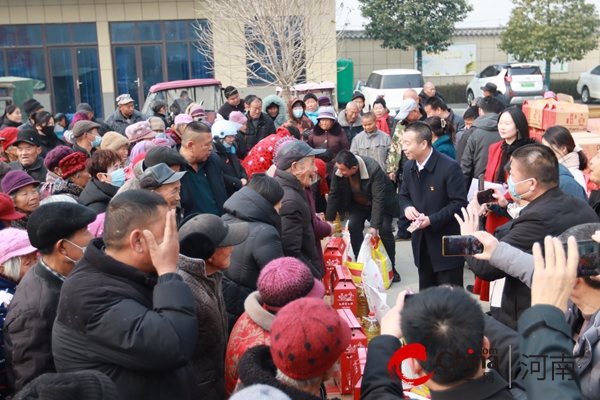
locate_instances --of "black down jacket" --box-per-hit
[52,239,198,400]
[78,178,118,214]
[212,140,248,197]
[222,186,284,332]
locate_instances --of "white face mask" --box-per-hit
[64,239,86,264]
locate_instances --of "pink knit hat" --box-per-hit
[0,228,37,265]
[125,121,156,142]
[257,257,325,310]
[229,111,247,128]
[189,105,205,118]
[175,114,193,125]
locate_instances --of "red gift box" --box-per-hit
[332,265,357,315]
[335,309,367,394]
[353,348,368,398]
[324,237,347,296]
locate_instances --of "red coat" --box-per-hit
[242,128,291,177]
[224,292,273,395]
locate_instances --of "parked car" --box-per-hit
[141,78,224,123]
[356,69,424,114]
[577,65,600,103]
[466,63,546,105]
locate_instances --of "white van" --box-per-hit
[356,69,424,114]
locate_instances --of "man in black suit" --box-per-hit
[399,122,468,290]
[465,143,599,330]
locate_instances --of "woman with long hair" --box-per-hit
[542,126,587,189]
[424,116,456,159]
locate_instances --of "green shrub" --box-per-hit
[438,83,468,104]
[549,79,580,100]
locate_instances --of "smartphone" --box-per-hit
[564,240,600,277]
[442,235,484,257]
[477,189,496,204]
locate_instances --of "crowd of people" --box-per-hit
[0,80,598,399]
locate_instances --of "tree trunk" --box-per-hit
[280,87,292,106]
[545,60,551,90]
[416,48,423,72]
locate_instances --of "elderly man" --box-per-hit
[350,112,390,171]
[418,81,445,104]
[105,94,146,136]
[275,141,325,279]
[327,150,400,282]
[74,103,110,136]
[481,82,507,109]
[72,120,102,158]
[8,130,47,183]
[177,213,249,400]
[403,89,427,120]
[338,101,363,145]
[52,190,198,399]
[139,163,186,219]
[244,96,276,153]
[179,122,227,217]
[5,202,96,393]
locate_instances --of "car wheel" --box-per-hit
[582,87,593,104]
[466,90,474,106]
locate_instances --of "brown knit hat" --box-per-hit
[100,131,130,151]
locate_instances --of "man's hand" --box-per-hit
[381,290,411,338]
[389,172,396,182]
[492,188,508,208]
[329,222,337,236]
[405,206,420,220]
[531,236,578,313]
[241,178,247,186]
[470,231,499,261]
[454,205,479,235]
[369,227,378,239]
[414,215,430,230]
[143,210,180,276]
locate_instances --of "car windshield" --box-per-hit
[143,85,219,118]
[382,74,424,89]
[509,67,541,76]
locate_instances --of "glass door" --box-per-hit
[114,46,140,108]
[76,48,103,118]
[49,48,77,114]
[140,45,163,101]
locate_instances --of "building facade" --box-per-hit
[0,0,337,117]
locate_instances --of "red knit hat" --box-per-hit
[0,193,25,220]
[59,152,88,179]
[0,127,19,151]
[314,158,329,195]
[270,298,351,380]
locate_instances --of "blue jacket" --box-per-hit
[432,134,456,160]
[559,164,587,201]
[179,151,228,217]
[399,148,468,272]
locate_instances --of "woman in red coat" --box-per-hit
[473,107,535,301]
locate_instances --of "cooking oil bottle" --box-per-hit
[363,312,380,344]
[356,285,370,328]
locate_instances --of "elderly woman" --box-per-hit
[0,193,26,230]
[1,171,40,230]
[125,121,157,145]
[307,106,349,171]
[52,152,91,199]
[100,131,130,166]
[78,149,123,213]
[177,213,249,400]
[0,227,37,398]
[39,146,74,199]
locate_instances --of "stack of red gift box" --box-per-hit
[323,237,369,396]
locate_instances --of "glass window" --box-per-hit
[138,22,162,42]
[0,27,17,47]
[16,25,43,46]
[480,66,497,78]
[382,74,424,89]
[167,43,189,81]
[76,48,103,118]
[165,21,187,41]
[46,24,71,45]
[6,50,47,90]
[114,46,140,108]
[49,49,76,114]
[141,45,163,95]
[110,23,135,43]
[0,52,5,76]
[73,23,97,44]
[508,66,542,76]
[191,45,214,79]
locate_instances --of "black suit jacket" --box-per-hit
[399,148,468,272]
[468,186,599,330]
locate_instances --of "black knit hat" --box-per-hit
[373,97,387,109]
[13,370,119,400]
[23,98,43,117]
[27,202,97,250]
[351,90,365,102]
[303,93,318,103]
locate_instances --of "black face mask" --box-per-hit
[41,126,54,136]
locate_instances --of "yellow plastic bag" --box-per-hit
[345,261,363,286]
[371,237,393,289]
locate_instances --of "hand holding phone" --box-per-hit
[442,235,484,256]
[477,189,496,204]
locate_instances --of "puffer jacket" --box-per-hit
[4,261,64,393]
[9,157,48,183]
[338,109,363,144]
[78,178,118,214]
[460,112,502,188]
[308,122,349,172]
[222,187,284,331]
[245,113,276,153]
[39,131,66,159]
[285,98,314,133]
[262,95,287,128]
[105,109,146,136]
[276,169,322,279]
[213,140,247,197]
[224,292,274,395]
[177,255,228,400]
[52,238,198,400]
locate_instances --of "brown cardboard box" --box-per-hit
[542,102,588,131]
[572,131,600,159]
[526,100,549,129]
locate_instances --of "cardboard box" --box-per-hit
[526,100,549,129]
[335,309,367,394]
[542,102,588,131]
[332,265,357,315]
[324,237,347,296]
[353,348,368,398]
[571,131,600,159]
[588,118,600,133]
